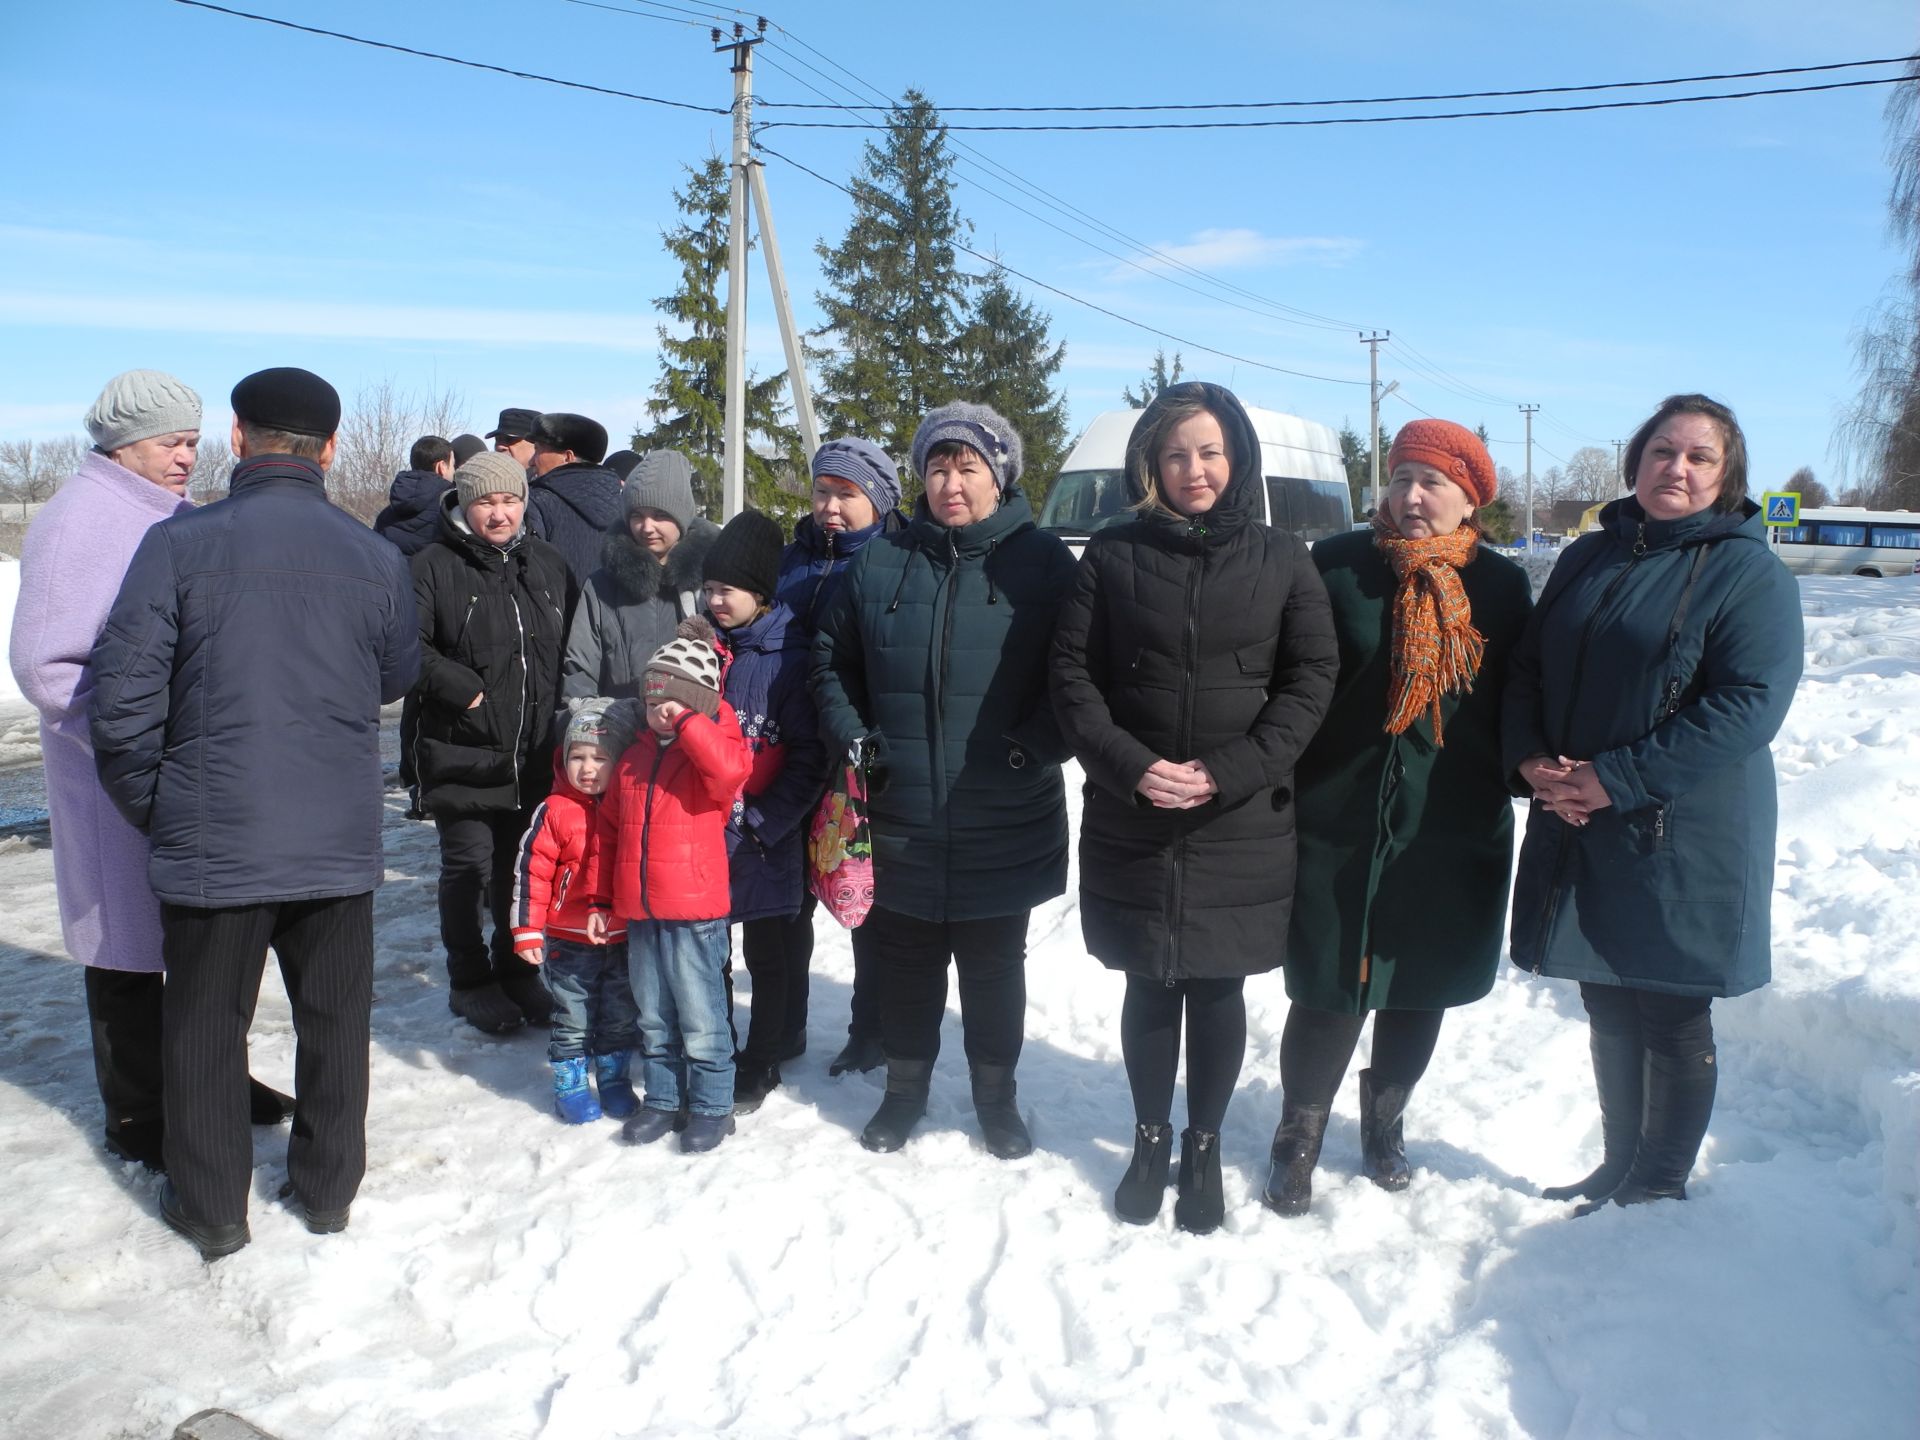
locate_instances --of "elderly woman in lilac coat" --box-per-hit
[7,370,290,1170]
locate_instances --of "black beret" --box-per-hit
[230,367,341,437]
[484,407,541,441]
[532,412,609,466]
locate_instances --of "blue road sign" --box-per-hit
[1762,492,1801,527]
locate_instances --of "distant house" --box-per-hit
[1548,499,1596,536]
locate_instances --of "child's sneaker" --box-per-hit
[680,1112,736,1154]
[551,1058,603,1124]
[621,1106,682,1145]
[593,1052,641,1119]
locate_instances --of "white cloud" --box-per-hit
[1107,228,1364,282]
[0,292,662,353]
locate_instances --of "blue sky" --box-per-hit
[2,0,1912,491]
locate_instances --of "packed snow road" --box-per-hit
[0,576,1914,1439]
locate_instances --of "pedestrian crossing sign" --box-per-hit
[1762,492,1800,527]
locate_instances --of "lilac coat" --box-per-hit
[8,450,189,971]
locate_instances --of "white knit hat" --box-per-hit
[85,369,202,450]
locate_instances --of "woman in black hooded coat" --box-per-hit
[1051,382,1338,1232]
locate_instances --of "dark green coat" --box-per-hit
[1285,530,1533,1012]
[810,490,1078,923]
[1502,497,1802,998]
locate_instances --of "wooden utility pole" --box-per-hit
[1360,332,1395,513]
[717,21,762,520]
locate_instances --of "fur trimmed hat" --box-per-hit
[454,451,529,508]
[85,369,202,451]
[911,401,1024,495]
[643,617,724,720]
[532,412,609,466]
[1386,419,1497,508]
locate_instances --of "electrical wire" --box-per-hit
[754,140,1367,388]
[756,74,1906,132]
[169,0,726,113]
[757,55,1912,112]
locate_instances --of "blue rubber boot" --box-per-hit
[593,1052,640,1119]
[552,1058,603,1124]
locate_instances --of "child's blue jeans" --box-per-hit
[543,936,639,1064]
[627,918,734,1116]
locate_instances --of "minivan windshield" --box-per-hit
[1037,469,1134,536]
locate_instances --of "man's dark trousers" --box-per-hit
[160,893,374,1226]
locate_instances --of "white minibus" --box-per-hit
[1769,507,1920,577]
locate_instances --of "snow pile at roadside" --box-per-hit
[0,574,1913,1439]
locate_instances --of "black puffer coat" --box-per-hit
[528,461,623,587]
[410,492,574,816]
[562,518,721,701]
[812,490,1078,923]
[1050,384,1339,980]
[372,468,450,558]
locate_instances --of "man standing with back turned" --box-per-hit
[90,366,419,1259]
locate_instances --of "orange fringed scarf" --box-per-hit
[1371,512,1485,746]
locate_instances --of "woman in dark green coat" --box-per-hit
[1264,419,1532,1218]
[1505,393,1802,1213]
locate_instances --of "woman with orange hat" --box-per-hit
[1261,418,1533,1217]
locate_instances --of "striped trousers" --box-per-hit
[160,893,374,1226]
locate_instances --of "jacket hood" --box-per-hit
[385,467,450,519]
[596,513,722,603]
[1122,381,1261,542]
[1598,493,1764,552]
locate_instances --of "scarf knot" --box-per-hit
[1371,512,1485,746]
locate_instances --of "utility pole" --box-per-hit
[1613,438,1626,493]
[1520,404,1540,547]
[717,20,763,521]
[746,163,819,461]
[1359,331,1395,513]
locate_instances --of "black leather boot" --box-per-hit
[1173,1128,1225,1235]
[1113,1121,1174,1224]
[970,1063,1033,1159]
[860,1057,933,1152]
[1358,1068,1412,1192]
[829,1033,886,1076]
[1260,1100,1330,1217]
[1544,1025,1646,1202]
[1581,1046,1716,1214]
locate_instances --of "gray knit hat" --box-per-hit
[811,436,901,516]
[910,402,1024,495]
[622,450,697,531]
[561,695,638,758]
[85,369,202,451]
[642,617,724,720]
[454,451,529,508]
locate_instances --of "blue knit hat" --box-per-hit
[810,436,901,516]
[910,402,1024,496]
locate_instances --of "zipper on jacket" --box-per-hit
[806,530,836,626]
[638,743,667,917]
[1165,546,1208,985]
[508,592,528,793]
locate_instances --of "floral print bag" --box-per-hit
[807,753,874,928]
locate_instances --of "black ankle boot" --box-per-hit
[860,1057,932,1152]
[1173,1128,1225,1235]
[1113,1121,1174,1224]
[969,1063,1033,1159]
[1358,1068,1412,1192]
[1544,1025,1647,1202]
[1260,1100,1330,1217]
[1579,1046,1716,1214]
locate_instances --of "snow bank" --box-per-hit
[0,559,21,704]
[0,574,1913,1439]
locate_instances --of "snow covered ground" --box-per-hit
[0,572,1915,1440]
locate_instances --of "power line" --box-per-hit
[757,74,1906,132]
[754,140,1367,389]
[560,0,708,27]
[756,55,1911,112]
[170,0,726,112]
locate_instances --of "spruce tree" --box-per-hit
[952,265,1070,510]
[637,154,803,522]
[1121,349,1185,408]
[809,90,972,475]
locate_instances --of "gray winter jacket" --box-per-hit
[562,518,721,701]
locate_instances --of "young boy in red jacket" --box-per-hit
[587,620,752,1153]
[511,697,639,1124]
